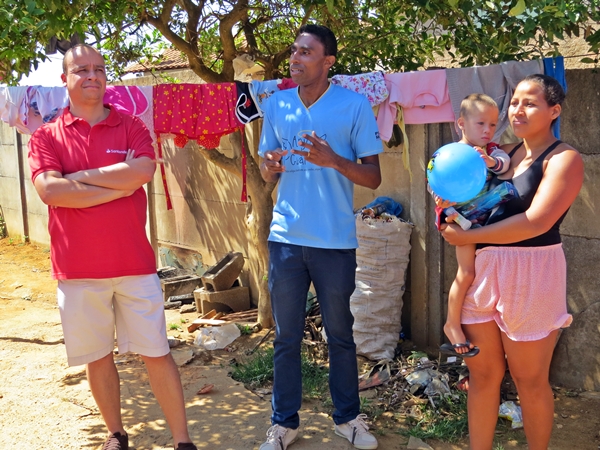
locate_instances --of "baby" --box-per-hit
[437,93,510,356]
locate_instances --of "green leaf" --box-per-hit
[509,0,526,17]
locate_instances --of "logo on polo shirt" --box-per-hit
[106,149,129,154]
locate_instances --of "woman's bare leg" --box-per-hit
[502,330,559,450]
[463,321,507,450]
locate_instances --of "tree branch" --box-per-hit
[218,0,250,80]
[180,0,203,50]
[143,9,226,83]
[189,141,239,175]
[159,0,177,25]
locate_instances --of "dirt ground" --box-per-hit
[1,238,599,450]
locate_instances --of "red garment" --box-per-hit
[153,83,247,203]
[28,106,157,279]
[153,83,243,145]
[277,78,298,90]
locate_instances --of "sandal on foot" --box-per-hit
[440,341,480,357]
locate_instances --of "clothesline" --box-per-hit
[0,56,566,207]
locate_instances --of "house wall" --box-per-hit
[1,68,598,390]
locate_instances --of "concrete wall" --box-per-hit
[0,127,47,242]
[548,69,600,391]
[1,68,598,390]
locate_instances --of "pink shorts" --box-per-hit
[462,244,572,341]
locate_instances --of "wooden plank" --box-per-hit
[200,309,217,319]
[186,316,227,333]
[192,318,227,326]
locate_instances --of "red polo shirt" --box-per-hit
[28,105,157,280]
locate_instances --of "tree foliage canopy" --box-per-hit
[1,0,599,85]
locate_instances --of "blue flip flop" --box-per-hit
[440,341,480,358]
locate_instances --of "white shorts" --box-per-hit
[57,274,170,366]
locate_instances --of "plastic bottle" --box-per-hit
[459,181,517,221]
[362,204,385,218]
[444,206,472,230]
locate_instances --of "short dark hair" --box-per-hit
[521,74,565,107]
[62,44,104,74]
[297,24,337,57]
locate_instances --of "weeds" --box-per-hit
[168,323,180,330]
[230,347,275,388]
[300,351,328,399]
[358,396,384,421]
[236,323,254,335]
[5,235,28,245]
[230,345,329,399]
[403,392,468,443]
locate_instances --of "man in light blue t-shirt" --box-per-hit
[258,24,383,450]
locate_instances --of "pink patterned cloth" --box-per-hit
[462,244,572,341]
[331,71,389,107]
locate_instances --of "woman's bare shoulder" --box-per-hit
[554,141,579,153]
[499,142,522,153]
[545,142,584,175]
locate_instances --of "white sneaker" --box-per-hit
[259,424,299,450]
[334,414,378,449]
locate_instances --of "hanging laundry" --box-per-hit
[0,86,30,134]
[249,80,279,116]
[395,108,412,181]
[133,85,156,142]
[233,54,257,79]
[446,60,543,142]
[25,86,70,134]
[153,83,246,206]
[249,79,298,117]
[29,86,69,123]
[377,70,455,142]
[331,71,389,107]
[234,81,261,124]
[543,56,566,139]
[104,86,149,117]
[153,83,243,148]
[277,78,297,90]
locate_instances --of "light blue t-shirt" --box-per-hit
[258,84,383,249]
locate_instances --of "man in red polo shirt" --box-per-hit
[28,44,197,450]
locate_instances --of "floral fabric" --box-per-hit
[331,71,389,107]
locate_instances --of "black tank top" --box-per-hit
[478,140,567,249]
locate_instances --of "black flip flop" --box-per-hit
[440,341,480,358]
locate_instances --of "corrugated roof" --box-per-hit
[124,48,190,73]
